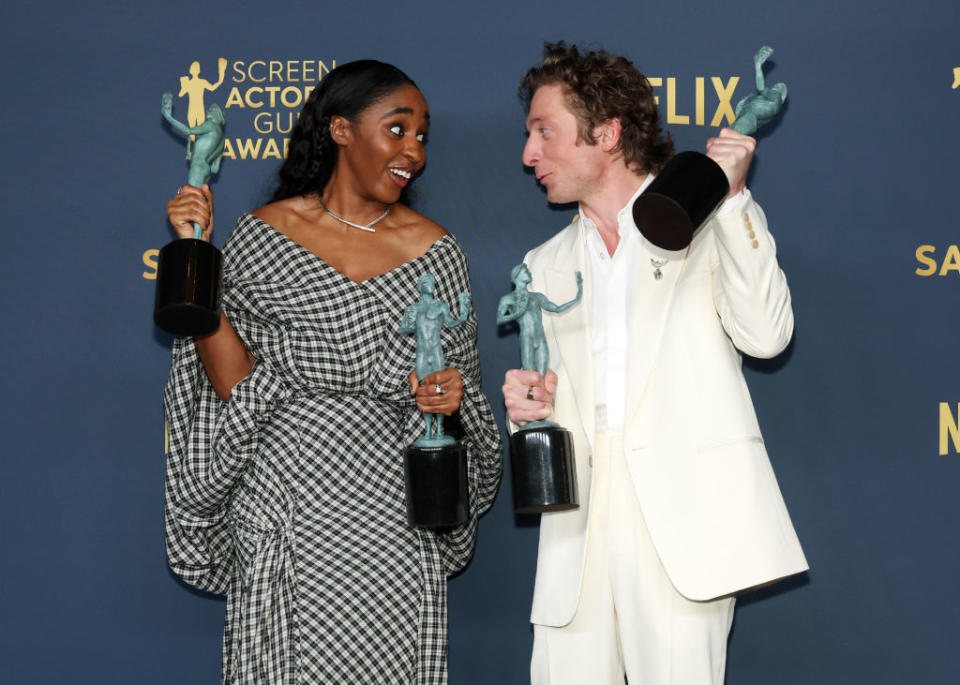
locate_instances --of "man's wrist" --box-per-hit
[717,187,751,216]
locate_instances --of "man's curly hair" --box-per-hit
[519,42,674,175]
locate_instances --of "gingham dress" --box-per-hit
[163,215,502,684]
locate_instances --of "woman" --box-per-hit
[163,60,502,684]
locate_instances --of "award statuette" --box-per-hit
[154,93,226,336]
[633,46,787,250]
[497,264,583,514]
[398,273,472,528]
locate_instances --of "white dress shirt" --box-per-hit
[580,178,747,433]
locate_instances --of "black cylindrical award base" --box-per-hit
[509,425,578,514]
[154,238,223,336]
[403,442,469,529]
[632,151,730,251]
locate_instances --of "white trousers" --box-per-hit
[530,434,735,685]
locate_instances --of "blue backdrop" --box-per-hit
[2,1,959,682]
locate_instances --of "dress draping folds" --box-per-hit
[163,215,502,684]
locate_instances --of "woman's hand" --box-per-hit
[167,183,214,240]
[409,367,464,416]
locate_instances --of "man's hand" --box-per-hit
[706,128,755,197]
[503,368,557,424]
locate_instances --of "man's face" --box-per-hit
[522,84,607,204]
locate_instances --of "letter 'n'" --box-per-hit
[939,402,960,455]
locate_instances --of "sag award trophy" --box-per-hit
[398,273,472,528]
[497,264,583,514]
[633,45,787,250]
[154,92,227,336]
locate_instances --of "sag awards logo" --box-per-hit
[913,68,960,280]
[142,56,337,281]
[171,56,337,161]
[931,67,960,455]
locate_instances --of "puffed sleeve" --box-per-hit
[163,221,294,594]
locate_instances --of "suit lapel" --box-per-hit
[623,243,689,431]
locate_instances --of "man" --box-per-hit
[502,42,807,684]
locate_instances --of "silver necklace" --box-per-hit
[319,198,391,233]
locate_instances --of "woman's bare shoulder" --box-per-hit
[251,196,315,232]
[392,204,448,245]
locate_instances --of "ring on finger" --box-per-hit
[435,383,444,395]
[526,385,535,401]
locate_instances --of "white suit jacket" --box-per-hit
[519,191,808,627]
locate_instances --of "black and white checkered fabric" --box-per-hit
[164,215,502,684]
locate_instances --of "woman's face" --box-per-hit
[337,84,429,203]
